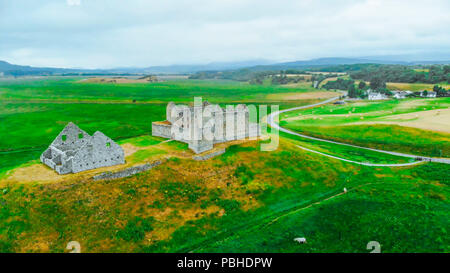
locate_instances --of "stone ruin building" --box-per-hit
[152,100,260,154]
[41,122,125,174]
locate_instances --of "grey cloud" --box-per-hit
[0,0,449,68]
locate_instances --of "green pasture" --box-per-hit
[0,77,319,103]
[281,98,450,157]
[0,102,166,172]
[1,138,448,253]
[281,98,450,120]
[279,131,414,164]
[0,77,325,173]
[0,77,448,253]
[196,163,449,253]
[142,145,449,253]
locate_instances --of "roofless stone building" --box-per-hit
[152,100,260,154]
[41,122,125,174]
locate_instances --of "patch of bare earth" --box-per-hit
[122,143,141,157]
[354,108,450,134]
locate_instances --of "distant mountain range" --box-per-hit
[0,59,274,76]
[0,60,85,75]
[1,57,449,76]
[247,57,450,71]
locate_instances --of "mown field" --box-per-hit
[0,77,448,253]
[281,98,450,157]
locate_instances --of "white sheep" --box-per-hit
[294,237,307,244]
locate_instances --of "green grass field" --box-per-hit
[0,78,326,173]
[0,77,321,103]
[279,131,414,164]
[0,77,448,253]
[281,98,450,157]
[1,139,448,253]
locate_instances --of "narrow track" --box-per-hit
[267,96,450,165]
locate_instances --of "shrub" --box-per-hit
[216,199,241,213]
[234,164,254,185]
[0,241,12,253]
[116,217,155,242]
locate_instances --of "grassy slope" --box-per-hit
[279,131,414,164]
[199,165,449,253]
[0,78,448,253]
[0,139,447,253]
[281,98,450,157]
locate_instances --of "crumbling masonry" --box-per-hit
[41,122,125,174]
[152,101,260,153]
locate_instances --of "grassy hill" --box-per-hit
[0,138,448,253]
[0,77,448,253]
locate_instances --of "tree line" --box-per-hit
[350,65,450,84]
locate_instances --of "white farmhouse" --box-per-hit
[420,91,437,98]
[367,89,388,100]
[392,90,412,99]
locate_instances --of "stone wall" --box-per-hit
[152,122,172,138]
[193,148,226,161]
[152,101,261,154]
[189,139,213,154]
[92,160,162,180]
[71,131,125,174]
[41,122,125,174]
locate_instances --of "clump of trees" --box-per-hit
[368,75,387,91]
[350,65,450,84]
[311,73,340,88]
[270,74,305,85]
[433,85,449,97]
[322,78,365,98]
[322,78,354,90]
[189,69,310,85]
[347,85,366,98]
[322,78,382,98]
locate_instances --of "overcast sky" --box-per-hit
[1,0,449,68]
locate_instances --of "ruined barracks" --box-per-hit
[152,101,260,154]
[41,122,125,174]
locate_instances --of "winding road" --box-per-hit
[267,96,450,166]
